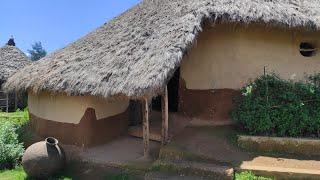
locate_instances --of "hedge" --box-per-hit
[231,74,320,138]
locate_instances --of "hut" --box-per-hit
[4,0,320,156]
[0,38,30,112]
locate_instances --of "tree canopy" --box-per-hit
[27,42,47,61]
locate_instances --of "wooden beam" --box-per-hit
[161,86,169,145]
[142,98,150,158]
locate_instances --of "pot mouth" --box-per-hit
[45,137,58,146]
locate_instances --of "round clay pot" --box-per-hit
[22,137,66,178]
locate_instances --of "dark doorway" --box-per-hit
[129,100,142,126]
[152,68,180,112]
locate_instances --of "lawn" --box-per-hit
[0,164,134,180]
[0,166,72,180]
[0,167,27,180]
[0,109,29,126]
[235,171,273,180]
[0,165,136,180]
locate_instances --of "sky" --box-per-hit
[0,0,140,54]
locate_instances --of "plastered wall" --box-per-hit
[28,91,129,124]
[181,23,320,90]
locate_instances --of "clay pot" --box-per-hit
[22,137,66,178]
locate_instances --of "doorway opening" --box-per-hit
[128,68,182,142]
[152,68,180,112]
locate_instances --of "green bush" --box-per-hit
[0,109,30,144]
[231,74,320,138]
[0,121,24,169]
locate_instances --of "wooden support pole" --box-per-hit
[142,98,150,158]
[14,92,17,111]
[161,86,169,145]
[6,93,8,113]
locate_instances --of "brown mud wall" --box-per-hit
[179,79,240,122]
[29,108,129,147]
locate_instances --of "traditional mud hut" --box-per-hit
[0,38,30,111]
[5,0,320,156]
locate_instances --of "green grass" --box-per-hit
[0,166,72,180]
[0,167,27,180]
[0,166,136,180]
[0,109,29,126]
[235,171,273,180]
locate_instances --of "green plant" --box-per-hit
[235,171,273,180]
[0,109,30,144]
[231,74,320,138]
[0,121,24,169]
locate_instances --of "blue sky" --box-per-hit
[0,0,140,54]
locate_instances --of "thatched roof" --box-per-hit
[5,0,320,98]
[0,45,30,82]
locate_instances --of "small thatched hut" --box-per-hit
[0,38,30,111]
[5,0,320,155]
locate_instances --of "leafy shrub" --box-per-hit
[231,74,320,137]
[0,109,30,144]
[0,121,24,169]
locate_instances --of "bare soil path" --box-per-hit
[160,125,320,179]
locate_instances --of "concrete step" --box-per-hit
[237,156,320,180]
[151,160,234,180]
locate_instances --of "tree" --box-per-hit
[27,42,47,61]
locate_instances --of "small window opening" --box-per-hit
[300,42,316,57]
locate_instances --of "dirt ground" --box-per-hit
[58,162,144,180]
[28,124,320,179]
[161,125,320,178]
[79,136,160,165]
[163,126,253,165]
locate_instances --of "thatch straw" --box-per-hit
[0,45,30,82]
[5,0,320,98]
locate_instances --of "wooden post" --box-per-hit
[161,86,169,145]
[14,92,17,111]
[142,98,150,158]
[6,93,8,113]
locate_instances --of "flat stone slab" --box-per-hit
[238,135,320,156]
[239,156,320,179]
